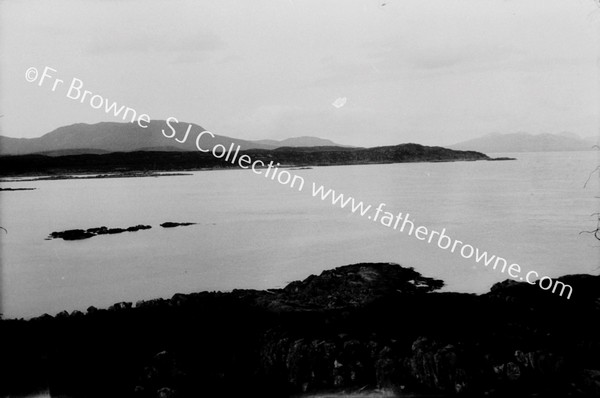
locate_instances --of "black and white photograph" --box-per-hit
[1,0,599,397]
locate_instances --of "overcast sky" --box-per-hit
[1,0,598,146]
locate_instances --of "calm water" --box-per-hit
[1,152,599,318]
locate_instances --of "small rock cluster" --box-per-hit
[47,222,197,240]
[47,225,152,240]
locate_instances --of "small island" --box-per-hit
[160,222,197,228]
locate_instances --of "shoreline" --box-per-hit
[0,155,515,182]
[0,171,193,183]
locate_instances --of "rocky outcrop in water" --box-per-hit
[47,223,199,240]
[159,222,196,228]
[47,225,152,240]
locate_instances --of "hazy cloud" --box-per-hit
[1,0,598,145]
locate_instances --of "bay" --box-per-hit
[1,151,598,319]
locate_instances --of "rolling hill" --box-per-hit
[0,121,349,156]
[0,121,277,155]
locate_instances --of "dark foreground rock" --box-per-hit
[1,263,599,398]
[47,225,152,240]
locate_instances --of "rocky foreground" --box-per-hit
[1,263,599,397]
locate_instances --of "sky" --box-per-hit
[0,0,599,147]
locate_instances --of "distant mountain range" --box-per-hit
[0,121,348,156]
[4,123,595,157]
[450,132,598,153]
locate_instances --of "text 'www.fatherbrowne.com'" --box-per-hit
[309,183,573,299]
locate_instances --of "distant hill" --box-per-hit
[450,132,597,153]
[0,122,349,156]
[253,136,349,148]
[0,121,277,156]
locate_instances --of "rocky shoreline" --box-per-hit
[1,263,599,397]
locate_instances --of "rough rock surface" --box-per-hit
[1,262,599,397]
